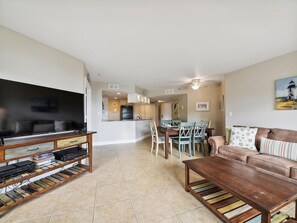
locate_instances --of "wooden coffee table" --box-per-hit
[183,156,297,223]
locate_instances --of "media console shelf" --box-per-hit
[0,131,96,212]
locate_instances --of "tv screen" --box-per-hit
[0,78,84,139]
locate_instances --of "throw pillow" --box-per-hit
[260,137,297,161]
[229,127,258,150]
[225,127,231,145]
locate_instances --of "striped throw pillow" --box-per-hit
[260,137,297,161]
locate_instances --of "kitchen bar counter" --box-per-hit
[96,120,151,145]
[102,119,152,122]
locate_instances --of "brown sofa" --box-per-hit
[208,127,297,180]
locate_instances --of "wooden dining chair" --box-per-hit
[171,122,194,158]
[192,122,208,156]
[150,121,172,156]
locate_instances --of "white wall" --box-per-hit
[225,51,297,130]
[0,26,85,93]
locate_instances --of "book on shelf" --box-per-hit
[34,156,55,162]
[34,159,55,167]
[34,153,55,161]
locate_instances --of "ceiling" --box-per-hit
[150,94,187,103]
[0,1,297,90]
[102,90,127,100]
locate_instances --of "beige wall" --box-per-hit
[225,51,297,130]
[147,85,223,135]
[187,84,224,135]
[108,99,121,121]
[0,26,85,93]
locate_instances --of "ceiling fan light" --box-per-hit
[191,85,199,90]
[191,79,200,90]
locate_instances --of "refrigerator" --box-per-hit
[120,106,133,120]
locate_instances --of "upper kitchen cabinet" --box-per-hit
[127,93,150,104]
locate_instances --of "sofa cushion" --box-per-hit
[247,154,297,177]
[255,128,271,150]
[268,128,297,143]
[260,137,297,161]
[229,127,258,150]
[218,145,259,162]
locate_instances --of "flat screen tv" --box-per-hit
[0,78,84,140]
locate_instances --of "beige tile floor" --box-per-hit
[0,139,295,223]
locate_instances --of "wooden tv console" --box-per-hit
[0,131,96,212]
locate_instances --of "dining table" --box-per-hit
[157,126,215,159]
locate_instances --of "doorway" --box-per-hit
[84,76,92,130]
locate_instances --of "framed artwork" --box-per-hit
[172,99,180,119]
[196,102,209,111]
[275,76,297,110]
[219,95,225,112]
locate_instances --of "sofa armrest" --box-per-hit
[208,136,226,156]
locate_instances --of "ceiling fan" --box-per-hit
[169,79,220,90]
[165,74,222,90]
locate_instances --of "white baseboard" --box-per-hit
[94,134,150,146]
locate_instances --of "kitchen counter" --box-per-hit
[96,119,152,145]
[103,119,152,122]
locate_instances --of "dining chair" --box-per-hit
[160,120,172,126]
[150,121,172,156]
[192,122,208,156]
[201,119,212,139]
[201,120,212,128]
[171,122,194,158]
[171,119,181,127]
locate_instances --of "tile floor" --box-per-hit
[0,139,295,223]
